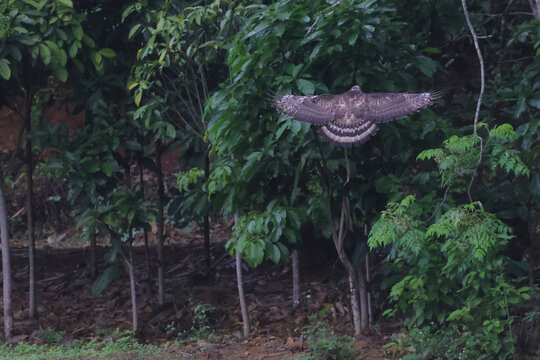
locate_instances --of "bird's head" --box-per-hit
[349,85,362,92]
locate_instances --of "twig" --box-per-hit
[343,147,350,185]
[472,12,534,17]
[306,0,344,36]
[462,0,485,202]
[427,184,451,222]
[461,0,485,136]
[467,137,483,203]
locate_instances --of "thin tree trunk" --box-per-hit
[356,264,369,331]
[317,146,363,336]
[90,226,97,279]
[203,152,211,278]
[156,142,165,305]
[365,223,372,327]
[128,234,138,332]
[235,213,250,338]
[348,273,361,336]
[0,170,13,338]
[366,254,372,327]
[203,214,211,277]
[332,196,362,337]
[292,249,300,309]
[25,97,36,318]
[530,0,540,18]
[139,161,150,274]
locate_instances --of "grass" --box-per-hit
[0,329,166,360]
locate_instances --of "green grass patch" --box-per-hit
[0,329,164,360]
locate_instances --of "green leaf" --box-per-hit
[68,42,78,58]
[86,160,101,173]
[72,24,84,41]
[102,162,116,176]
[296,79,315,95]
[287,210,301,230]
[423,47,441,54]
[92,266,118,296]
[246,239,264,267]
[0,58,11,80]
[134,91,142,106]
[99,48,116,58]
[156,17,165,31]
[22,0,41,9]
[165,123,176,139]
[267,244,280,263]
[415,55,437,78]
[55,67,68,82]
[92,51,102,65]
[39,43,51,65]
[128,24,141,39]
[58,0,73,7]
[528,98,540,109]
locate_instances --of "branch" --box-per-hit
[306,0,344,36]
[427,184,450,222]
[529,0,540,18]
[467,137,483,203]
[462,0,485,202]
[343,147,350,185]
[461,0,485,136]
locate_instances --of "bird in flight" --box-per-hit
[272,85,443,145]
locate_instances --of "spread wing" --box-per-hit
[271,88,442,146]
[271,94,334,125]
[272,93,379,145]
[361,91,443,123]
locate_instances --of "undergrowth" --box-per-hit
[295,306,360,360]
[0,329,162,360]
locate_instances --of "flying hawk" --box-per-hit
[272,85,443,145]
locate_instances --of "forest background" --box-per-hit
[0,0,539,359]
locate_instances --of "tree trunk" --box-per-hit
[366,254,373,327]
[348,273,361,336]
[203,214,211,278]
[139,161,151,275]
[0,170,13,338]
[203,152,211,278]
[356,264,369,331]
[128,235,138,332]
[25,98,36,318]
[292,249,300,309]
[530,0,540,18]
[156,142,165,305]
[332,196,362,337]
[90,226,97,279]
[235,213,250,338]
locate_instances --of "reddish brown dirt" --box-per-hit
[0,85,86,155]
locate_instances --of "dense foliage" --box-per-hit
[1,0,539,357]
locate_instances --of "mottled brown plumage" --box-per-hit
[272,85,442,145]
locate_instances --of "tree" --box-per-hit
[0,165,13,338]
[205,0,441,335]
[0,0,110,319]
